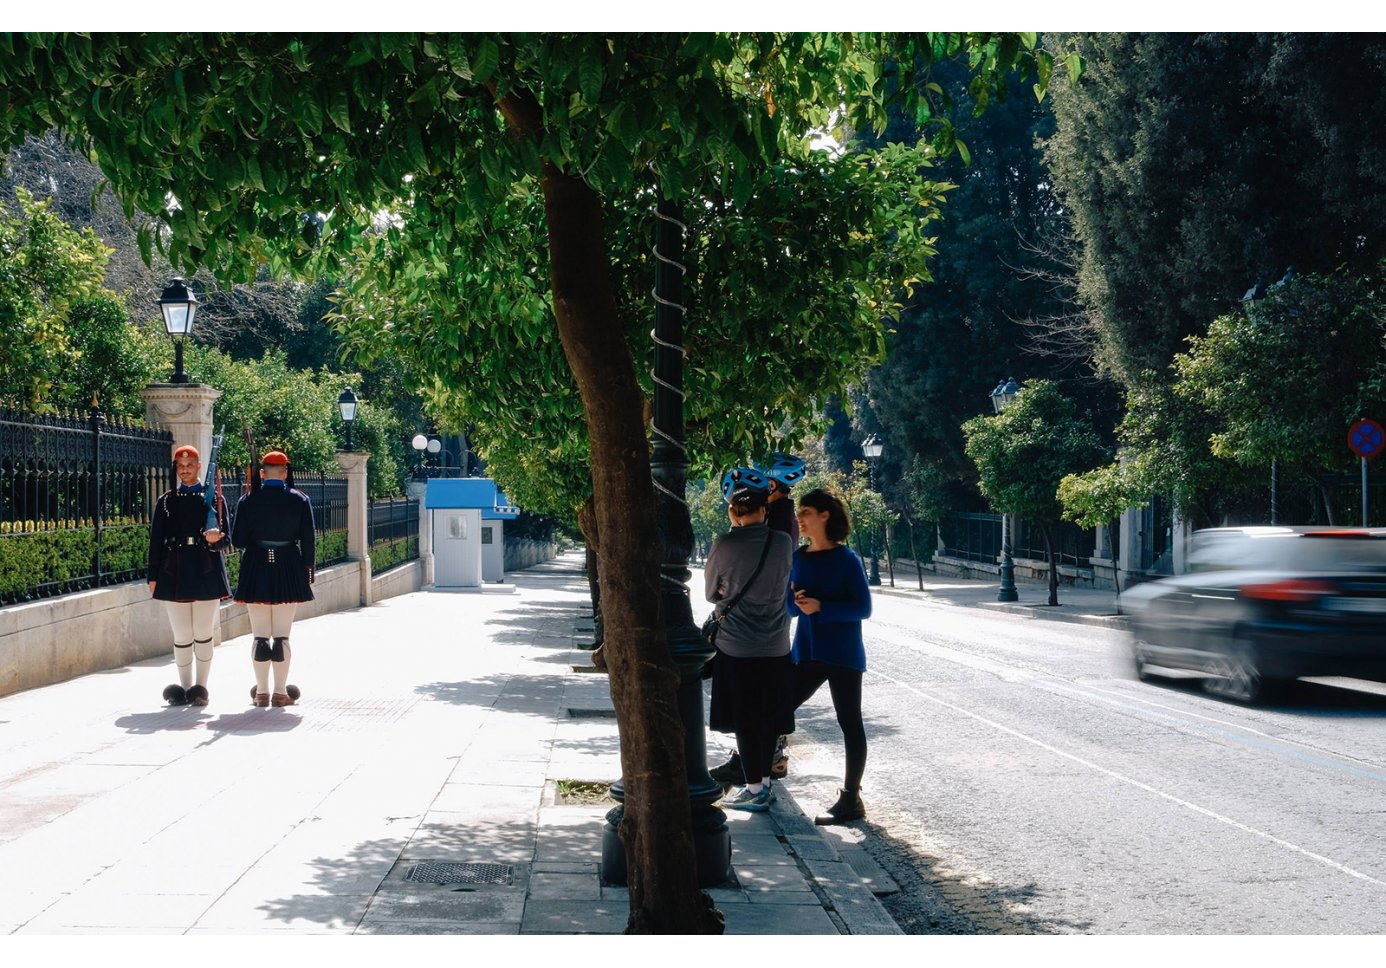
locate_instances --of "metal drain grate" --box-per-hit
[406,861,513,886]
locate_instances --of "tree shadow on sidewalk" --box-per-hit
[855,816,1093,935]
[252,826,538,931]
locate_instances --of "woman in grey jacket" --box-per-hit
[704,468,794,811]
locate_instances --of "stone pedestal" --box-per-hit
[336,451,371,606]
[406,480,434,586]
[140,383,222,460]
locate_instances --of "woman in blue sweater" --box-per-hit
[788,488,873,824]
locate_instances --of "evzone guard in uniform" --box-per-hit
[147,444,232,707]
[231,449,315,707]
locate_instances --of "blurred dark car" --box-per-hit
[1119,526,1386,702]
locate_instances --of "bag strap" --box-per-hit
[716,533,774,621]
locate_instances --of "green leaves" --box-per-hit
[327,88,352,133]
[472,37,499,82]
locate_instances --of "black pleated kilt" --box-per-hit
[234,546,314,604]
[151,547,231,602]
[708,650,796,736]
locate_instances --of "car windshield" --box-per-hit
[1187,531,1386,573]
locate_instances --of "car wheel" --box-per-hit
[1132,642,1157,682]
[1202,645,1263,703]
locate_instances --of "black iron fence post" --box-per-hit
[90,404,104,580]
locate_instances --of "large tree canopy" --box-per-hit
[862,60,1098,512]
[1043,33,1386,386]
[0,31,1063,933]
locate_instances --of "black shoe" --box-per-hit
[162,684,188,706]
[814,788,865,826]
[709,752,744,785]
[186,685,209,707]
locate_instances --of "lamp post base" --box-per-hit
[600,668,732,888]
[998,558,1018,602]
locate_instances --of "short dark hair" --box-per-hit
[797,488,851,543]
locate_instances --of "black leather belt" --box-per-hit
[168,536,201,547]
[257,540,294,548]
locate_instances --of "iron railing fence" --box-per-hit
[1260,475,1386,528]
[939,511,1095,571]
[0,407,173,604]
[367,495,419,574]
[219,469,350,569]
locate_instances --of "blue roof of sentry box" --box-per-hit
[483,492,520,520]
[424,478,518,518]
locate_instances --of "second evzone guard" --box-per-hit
[231,449,315,707]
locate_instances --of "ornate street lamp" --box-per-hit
[862,434,884,586]
[158,277,199,384]
[338,386,359,451]
[989,378,1020,602]
[410,433,429,479]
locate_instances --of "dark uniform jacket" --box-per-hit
[146,486,232,602]
[231,482,316,604]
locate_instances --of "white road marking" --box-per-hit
[866,663,1386,888]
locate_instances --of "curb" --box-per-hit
[766,782,903,934]
[871,582,1130,631]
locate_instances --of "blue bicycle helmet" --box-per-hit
[721,466,771,502]
[760,452,807,488]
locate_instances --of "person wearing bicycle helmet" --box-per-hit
[710,453,805,785]
[762,452,806,547]
[704,467,793,811]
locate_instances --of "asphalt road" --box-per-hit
[775,589,1386,935]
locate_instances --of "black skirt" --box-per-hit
[151,545,231,602]
[234,546,314,604]
[708,651,795,736]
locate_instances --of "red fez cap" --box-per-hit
[173,445,200,461]
[261,450,290,466]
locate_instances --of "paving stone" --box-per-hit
[528,871,600,900]
[721,901,839,935]
[531,861,599,875]
[733,864,814,893]
[519,899,628,934]
[354,919,521,934]
[784,833,843,862]
[840,847,900,895]
[361,888,526,923]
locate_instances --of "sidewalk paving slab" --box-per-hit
[0,551,927,940]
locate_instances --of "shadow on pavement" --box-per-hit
[858,819,1093,935]
[1134,674,1386,717]
[114,708,304,735]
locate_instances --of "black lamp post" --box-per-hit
[338,386,359,451]
[158,277,199,384]
[600,195,731,889]
[990,377,1020,602]
[862,433,884,586]
[410,433,428,479]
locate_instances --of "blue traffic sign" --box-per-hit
[1349,418,1385,459]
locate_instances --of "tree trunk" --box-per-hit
[578,497,603,647]
[1040,521,1059,606]
[906,515,924,591]
[524,160,717,933]
[1109,517,1122,611]
[1317,478,1338,526]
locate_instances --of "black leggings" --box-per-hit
[792,661,867,793]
